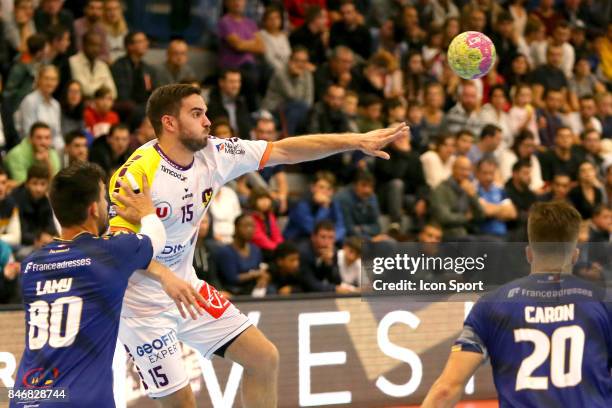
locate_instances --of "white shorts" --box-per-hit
[118,282,251,398]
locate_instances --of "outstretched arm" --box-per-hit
[266,123,410,167]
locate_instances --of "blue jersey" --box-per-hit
[11,232,153,408]
[455,273,612,407]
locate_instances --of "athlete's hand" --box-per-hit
[112,174,156,224]
[358,123,410,160]
[160,270,207,320]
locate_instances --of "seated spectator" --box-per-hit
[60,80,85,136]
[261,47,314,136]
[476,158,517,239]
[536,88,565,148]
[467,124,503,165]
[478,85,513,148]
[4,0,37,55]
[336,170,386,240]
[284,171,346,244]
[530,44,568,109]
[595,92,611,139]
[508,83,539,144]
[0,168,21,247]
[193,213,228,296]
[249,187,283,258]
[421,82,446,150]
[403,51,430,103]
[268,241,305,295]
[565,95,604,137]
[499,130,544,192]
[111,31,157,117]
[63,130,88,166]
[430,156,484,240]
[84,86,119,138]
[569,58,606,109]
[69,31,117,99]
[569,161,604,219]
[88,123,131,176]
[34,1,75,52]
[15,65,62,150]
[490,11,519,78]
[589,205,611,242]
[206,69,251,140]
[73,0,108,60]
[343,90,360,132]
[47,24,73,100]
[384,98,406,126]
[349,51,394,100]
[356,94,383,133]
[5,122,61,184]
[289,5,328,66]
[216,214,268,295]
[505,159,537,241]
[11,163,57,248]
[538,126,582,182]
[210,118,234,139]
[337,236,362,288]
[374,128,428,227]
[573,129,605,176]
[442,81,484,137]
[298,220,354,293]
[455,129,475,157]
[259,5,291,74]
[155,39,196,86]
[330,0,372,60]
[102,0,127,62]
[421,133,456,189]
[530,0,563,36]
[209,185,242,244]
[128,115,156,152]
[313,46,355,101]
[539,173,572,203]
[535,21,575,80]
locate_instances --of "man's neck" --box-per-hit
[157,137,194,168]
[512,179,525,192]
[555,146,570,159]
[60,224,98,241]
[129,54,141,65]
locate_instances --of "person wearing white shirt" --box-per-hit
[479,85,513,149]
[259,6,291,74]
[69,31,117,99]
[564,95,603,137]
[421,133,456,188]
[337,237,362,288]
[498,129,544,192]
[209,185,242,244]
[534,23,575,79]
[508,84,539,144]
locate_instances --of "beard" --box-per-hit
[178,123,209,152]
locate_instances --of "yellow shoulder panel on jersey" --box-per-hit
[109,145,161,233]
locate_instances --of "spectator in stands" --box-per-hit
[505,54,530,93]
[216,214,268,295]
[128,115,156,151]
[337,236,362,288]
[259,5,291,74]
[593,93,611,139]
[569,58,606,109]
[566,95,604,137]
[102,0,127,62]
[4,0,36,55]
[289,5,328,66]
[479,85,512,148]
[262,47,314,136]
[421,133,455,189]
[536,89,565,148]
[539,126,582,182]
[476,158,517,239]
[0,168,21,247]
[209,185,242,244]
[530,44,568,109]
[455,130,475,157]
[313,46,355,100]
[299,220,353,293]
[5,122,60,184]
[399,5,426,50]
[531,0,563,36]
[111,31,157,116]
[537,21,575,80]
[430,156,484,240]
[356,95,383,133]
[443,81,484,137]
[589,205,611,242]
[467,124,502,165]
[73,0,108,60]
[284,170,346,244]
[84,85,119,138]
[47,24,73,99]
[0,249,20,304]
[499,130,544,192]
[88,123,130,176]
[210,118,234,139]
[63,129,88,166]
[155,39,195,86]
[539,173,572,203]
[249,187,283,258]
[508,83,538,144]
[268,241,305,295]
[403,51,429,103]
[206,69,251,140]
[505,159,537,240]
[59,79,85,135]
[421,82,446,150]
[569,161,604,219]
[336,170,386,241]
[11,163,56,247]
[69,30,117,99]
[490,11,519,78]
[349,51,393,100]
[606,165,612,204]
[34,0,75,52]
[330,0,372,60]
[193,213,227,296]
[573,129,605,175]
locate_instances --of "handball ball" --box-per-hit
[447,31,496,80]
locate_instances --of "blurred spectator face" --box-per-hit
[198,214,210,239]
[128,33,149,58]
[515,86,532,106]
[571,27,586,46]
[476,161,496,188]
[546,46,563,67]
[425,84,444,109]
[343,94,359,116]
[83,33,103,60]
[167,40,188,68]
[311,227,335,253]
[0,173,8,200]
[517,137,536,159]
[553,25,571,44]
[31,127,52,152]
[343,245,360,264]
[14,0,34,24]
[354,180,374,200]
[288,50,309,76]
[108,127,130,156]
[551,174,571,200]
[512,55,529,76]
[490,88,507,111]
[331,48,354,75]
[137,117,156,142]
[407,104,423,124]
[460,84,479,112]
[574,59,591,77]
[402,6,419,28]
[26,177,49,201]
[577,161,597,185]
[213,123,233,139]
[456,133,474,156]
[311,179,334,205]
[37,67,59,96]
[325,85,345,111]
[85,0,104,23]
[407,53,424,75]
[42,0,63,15]
[555,128,573,150]
[255,195,273,213]
[580,98,597,119]
[254,119,277,141]
[236,215,255,241]
[53,31,71,54]
[445,18,460,41]
[582,130,601,155]
[363,103,382,121]
[310,9,328,32]
[94,92,114,113]
[418,224,443,243]
[220,72,241,98]
[513,165,532,188]
[438,137,456,161]
[388,104,406,122]
[469,10,486,32]
[66,81,83,107]
[545,90,563,112]
[263,9,282,32]
[226,0,246,15]
[592,208,612,232]
[379,20,395,42]
[66,136,88,163]
[104,0,122,24]
[498,19,514,38]
[452,157,473,183]
[597,93,612,116]
[340,2,359,26]
[277,253,300,275]
[483,130,502,152]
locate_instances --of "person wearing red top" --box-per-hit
[284,0,326,28]
[84,85,119,138]
[249,187,283,259]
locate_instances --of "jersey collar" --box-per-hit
[154,143,194,171]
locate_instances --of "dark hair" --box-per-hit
[64,129,87,145]
[476,157,498,170]
[273,241,299,261]
[233,213,249,229]
[313,170,336,188]
[512,158,531,173]
[592,204,611,218]
[555,126,572,136]
[46,24,69,42]
[512,130,535,155]
[359,94,383,108]
[219,68,241,81]
[497,11,513,24]
[82,30,102,46]
[456,129,474,140]
[480,124,501,140]
[50,162,106,227]
[248,186,272,210]
[124,31,146,49]
[146,84,202,135]
[488,84,507,101]
[109,123,130,137]
[304,5,323,25]
[313,220,335,235]
[27,33,48,55]
[528,201,581,245]
[29,122,51,138]
[61,80,85,119]
[210,117,233,136]
[343,236,362,255]
[384,97,404,113]
[435,133,455,148]
[94,85,113,99]
[291,46,309,59]
[262,5,284,29]
[27,163,51,182]
[353,170,375,185]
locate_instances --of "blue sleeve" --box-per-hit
[454,300,489,356]
[216,245,241,286]
[106,232,153,277]
[331,200,346,243]
[284,200,314,239]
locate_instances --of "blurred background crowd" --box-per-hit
[0,0,610,304]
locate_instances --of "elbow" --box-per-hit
[424,381,461,408]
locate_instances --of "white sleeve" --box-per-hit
[209,137,271,185]
[139,214,167,256]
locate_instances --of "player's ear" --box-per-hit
[525,246,533,265]
[161,114,176,133]
[571,247,580,265]
[89,200,99,220]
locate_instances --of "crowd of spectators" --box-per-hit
[0,0,611,303]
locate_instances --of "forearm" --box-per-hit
[139,214,167,256]
[143,260,172,283]
[421,381,464,408]
[269,132,361,166]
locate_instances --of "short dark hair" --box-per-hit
[248,186,272,210]
[512,158,531,173]
[233,213,249,229]
[313,220,335,235]
[273,241,299,261]
[497,10,513,24]
[27,33,48,55]
[124,31,146,49]
[304,5,323,25]
[109,123,130,137]
[146,84,202,135]
[456,129,475,140]
[592,204,611,218]
[512,129,535,153]
[343,236,362,255]
[27,163,51,182]
[354,170,375,185]
[0,166,7,177]
[82,30,102,46]
[435,133,455,148]
[476,157,498,170]
[219,68,241,81]
[480,124,501,140]
[50,162,106,227]
[359,94,383,108]
[46,24,69,42]
[313,171,336,188]
[29,122,51,138]
[64,129,87,145]
[580,128,600,141]
[488,84,507,101]
[94,85,113,99]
